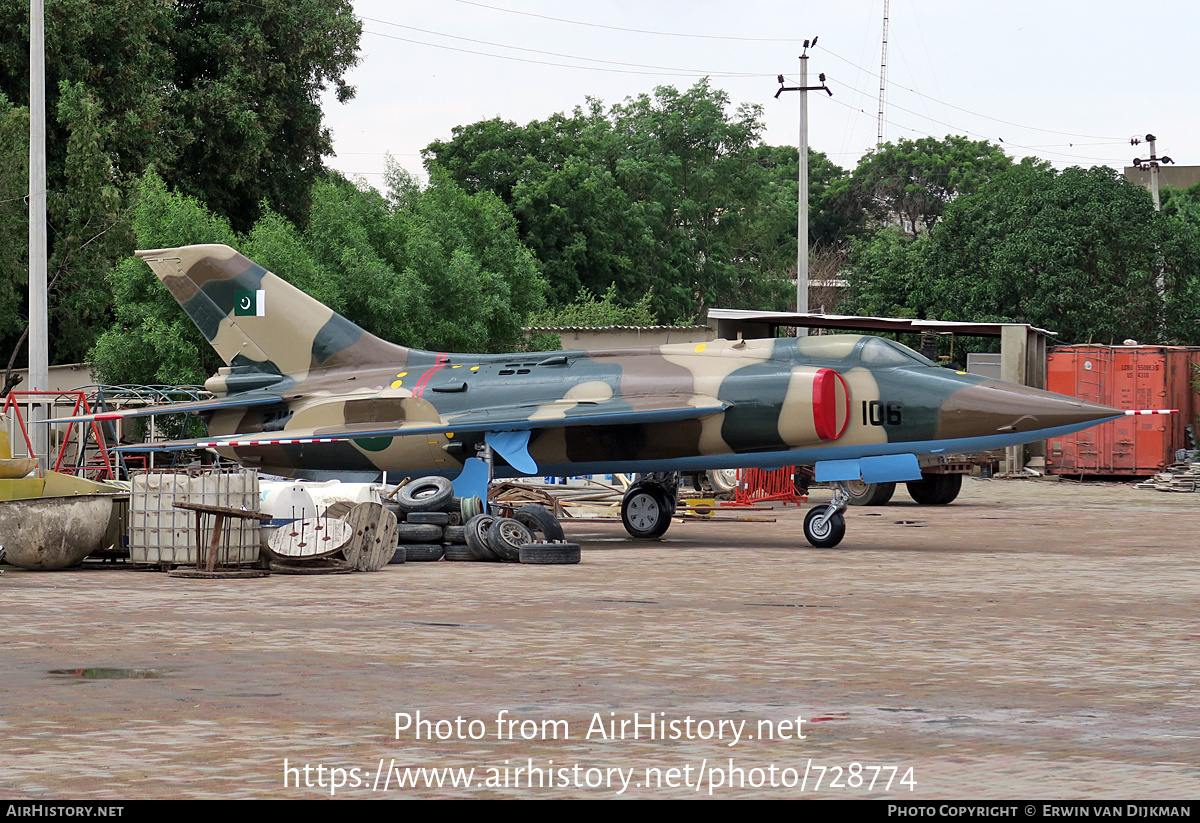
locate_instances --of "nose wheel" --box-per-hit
[803,483,850,548]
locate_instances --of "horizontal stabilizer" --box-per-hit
[47,393,288,425]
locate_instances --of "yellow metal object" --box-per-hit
[0,430,10,459]
[0,478,46,501]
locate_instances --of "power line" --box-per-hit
[360,16,764,77]
[450,0,808,42]
[817,45,1125,141]
[825,95,1127,165]
[361,28,766,78]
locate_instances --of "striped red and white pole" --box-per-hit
[1124,409,1177,415]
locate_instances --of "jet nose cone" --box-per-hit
[937,381,1122,441]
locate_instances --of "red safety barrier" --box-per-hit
[727,466,808,507]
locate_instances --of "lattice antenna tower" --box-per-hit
[877,0,889,146]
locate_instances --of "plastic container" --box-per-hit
[128,469,260,566]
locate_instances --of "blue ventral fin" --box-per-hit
[861,454,922,483]
[814,454,923,484]
[484,430,537,475]
[452,457,490,502]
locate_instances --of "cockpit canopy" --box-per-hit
[793,334,939,368]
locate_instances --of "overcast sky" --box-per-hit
[320,0,1200,189]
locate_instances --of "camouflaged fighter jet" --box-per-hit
[78,244,1148,548]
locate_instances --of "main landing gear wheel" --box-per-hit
[803,507,846,548]
[843,479,896,506]
[905,473,962,505]
[621,486,672,539]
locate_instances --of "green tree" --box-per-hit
[0,0,361,379]
[845,161,1200,345]
[425,81,808,323]
[850,135,1012,238]
[164,0,361,232]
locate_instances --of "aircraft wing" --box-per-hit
[50,393,286,425]
[116,396,728,452]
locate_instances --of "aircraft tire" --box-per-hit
[905,473,962,505]
[443,543,475,561]
[397,477,454,513]
[402,544,444,562]
[514,504,565,542]
[621,486,672,540]
[844,480,896,506]
[706,469,741,496]
[396,523,444,543]
[803,507,846,548]
[487,517,534,562]
[465,514,502,561]
[519,541,581,565]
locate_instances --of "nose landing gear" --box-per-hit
[803,483,850,548]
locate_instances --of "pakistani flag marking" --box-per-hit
[234,289,266,317]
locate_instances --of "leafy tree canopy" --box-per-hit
[0,0,360,382]
[425,80,820,322]
[849,135,1012,238]
[843,161,1200,345]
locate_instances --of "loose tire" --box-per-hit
[843,479,896,506]
[443,544,476,562]
[621,486,672,539]
[397,477,454,513]
[905,473,962,505]
[519,541,581,565]
[486,517,534,562]
[803,506,846,548]
[464,514,501,561]
[395,523,444,543]
[513,504,565,542]
[401,544,444,562]
[706,468,741,496]
[407,511,450,526]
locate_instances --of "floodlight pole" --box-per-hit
[776,41,831,337]
[29,0,48,467]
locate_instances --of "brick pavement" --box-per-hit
[2,478,1198,799]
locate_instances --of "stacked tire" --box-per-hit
[390,477,460,562]
[386,478,578,565]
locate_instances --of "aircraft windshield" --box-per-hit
[856,337,939,367]
[790,334,939,367]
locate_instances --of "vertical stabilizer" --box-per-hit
[136,245,408,381]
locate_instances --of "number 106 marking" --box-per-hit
[862,400,902,426]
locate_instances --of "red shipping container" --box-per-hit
[1046,345,1200,476]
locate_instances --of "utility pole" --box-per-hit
[29,0,48,467]
[1131,134,1175,335]
[877,0,889,147]
[776,39,831,336]
[1131,133,1173,211]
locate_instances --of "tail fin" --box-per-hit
[136,245,407,383]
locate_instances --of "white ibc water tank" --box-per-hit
[301,480,382,514]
